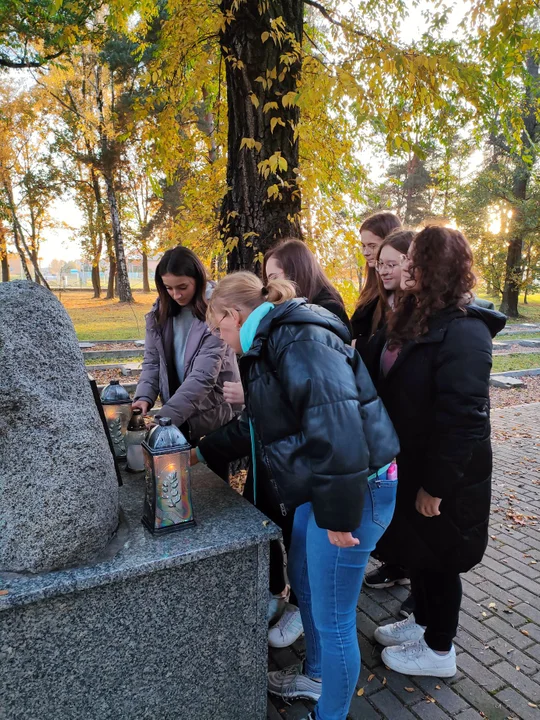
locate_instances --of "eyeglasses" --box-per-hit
[376,261,401,273]
[209,313,227,338]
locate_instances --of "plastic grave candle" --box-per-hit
[141,417,195,535]
[100,380,132,461]
[125,408,147,473]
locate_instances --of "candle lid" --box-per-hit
[100,380,131,404]
[145,417,190,451]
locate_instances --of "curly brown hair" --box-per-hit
[387,226,476,346]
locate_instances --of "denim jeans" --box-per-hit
[288,474,397,720]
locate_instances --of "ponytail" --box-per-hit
[207,271,296,326]
[265,278,296,304]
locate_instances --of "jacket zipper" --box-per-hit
[253,418,287,517]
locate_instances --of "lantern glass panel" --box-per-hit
[103,403,132,458]
[153,451,193,530]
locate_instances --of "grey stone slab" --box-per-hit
[1,466,280,720]
[82,348,145,360]
[0,465,280,608]
[490,375,525,388]
[517,339,540,348]
[0,281,118,573]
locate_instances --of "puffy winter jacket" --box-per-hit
[199,299,399,532]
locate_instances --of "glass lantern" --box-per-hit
[125,408,147,473]
[141,417,195,535]
[100,380,132,461]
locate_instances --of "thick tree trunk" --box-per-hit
[219,0,304,273]
[103,172,133,303]
[142,251,150,293]
[91,264,101,298]
[500,167,528,318]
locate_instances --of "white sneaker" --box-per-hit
[374,614,426,647]
[268,603,304,648]
[382,638,457,677]
[267,664,322,702]
[268,592,286,624]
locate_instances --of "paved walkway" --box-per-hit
[268,402,540,720]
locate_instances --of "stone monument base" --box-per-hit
[0,466,280,720]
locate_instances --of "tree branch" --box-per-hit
[0,49,65,69]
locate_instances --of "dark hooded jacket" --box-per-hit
[198,299,399,532]
[364,305,506,573]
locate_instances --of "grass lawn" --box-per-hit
[55,290,156,340]
[492,353,540,373]
[83,355,144,365]
[480,294,540,324]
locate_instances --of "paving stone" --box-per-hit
[410,700,452,720]
[487,636,539,675]
[410,677,469,715]
[495,687,540,720]
[369,689,417,720]
[452,678,511,720]
[454,711,484,720]
[458,611,497,644]
[483,615,535,649]
[491,660,540,703]
[454,630,499,666]
[348,693,383,720]
[456,651,507,692]
[358,593,393,623]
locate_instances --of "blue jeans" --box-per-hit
[288,475,397,720]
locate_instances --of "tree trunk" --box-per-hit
[107,253,116,299]
[219,0,304,273]
[142,250,150,293]
[103,172,133,303]
[500,166,528,318]
[0,225,9,282]
[91,264,101,298]
[500,54,539,318]
[31,248,41,285]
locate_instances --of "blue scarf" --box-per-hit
[239,302,274,504]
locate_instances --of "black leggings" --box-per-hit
[410,570,462,652]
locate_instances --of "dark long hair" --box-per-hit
[357,212,402,314]
[387,226,476,347]
[372,229,416,331]
[263,238,345,307]
[155,246,208,325]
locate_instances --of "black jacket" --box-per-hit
[365,305,506,573]
[199,299,399,532]
[350,297,380,353]
[312,287,352,335]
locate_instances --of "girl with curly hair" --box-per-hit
[366,226,506,677]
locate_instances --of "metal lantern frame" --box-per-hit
[141,424,195,536]
[100,380,132,461]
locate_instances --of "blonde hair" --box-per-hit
[207,271,296,326]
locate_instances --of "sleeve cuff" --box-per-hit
[196,447,207,465]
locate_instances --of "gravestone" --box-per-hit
[0,281,119,573]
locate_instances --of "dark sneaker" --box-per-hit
[364,564,410,589]
[400,593,416,618]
